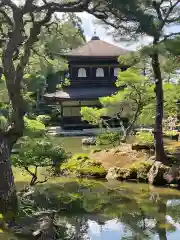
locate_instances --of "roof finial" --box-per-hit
[91,29,100,40]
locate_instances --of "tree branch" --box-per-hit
[0,8,13,27]
[30,0,91,13]
[161,31,180,42]
[152,1,163,21]
[0,0,18,9]
[31,48,51,64]
[160,0,180,29]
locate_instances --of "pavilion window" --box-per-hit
[78,68,87,77]
[114,68,121,77]
[96,68,104,77]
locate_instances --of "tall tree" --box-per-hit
[0,0,100,217]
[89,0,180,162]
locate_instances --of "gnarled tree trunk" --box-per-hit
[0,135,18,218]
[151,50,166,162]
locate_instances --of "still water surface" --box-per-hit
[2,137,180,239]
[2,180,180,240]
[53,136,110,153]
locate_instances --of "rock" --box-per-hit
[106,167,135,181]
[164,166,180,184]
[148,156,156,162]
[35,215,56,240]
[148,161,170,185]
[82,137,96,145]
[132,144,155,152]
[136,162,153,182]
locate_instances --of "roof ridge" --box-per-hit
[95,39,126,50]
[67,38,130,57]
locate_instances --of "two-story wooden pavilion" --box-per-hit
[44,36,130,129]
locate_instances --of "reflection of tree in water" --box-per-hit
[53,215,89,240]
[156,200,167,240]
[21,180,180,240]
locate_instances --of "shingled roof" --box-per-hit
[66,36,129,57]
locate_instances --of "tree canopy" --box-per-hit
[90,0,180,162]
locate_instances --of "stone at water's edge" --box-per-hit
[82,137,96,145]
[148,162,170,185]
[132,144,155,151]
[106,167,135,181]
[106,167,121,180]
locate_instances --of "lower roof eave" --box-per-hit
[43,86,125,101]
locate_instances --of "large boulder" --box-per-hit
[164,166,180,184]
[148,162,170,185]
[106,167,136,181]
[82,137,96,145]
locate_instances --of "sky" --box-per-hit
[77,12,180,51]
[77,12,153,51]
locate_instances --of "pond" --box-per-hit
[51,136,108,154]
[2,179,180,240]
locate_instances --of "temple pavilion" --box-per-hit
[43,36,130,129]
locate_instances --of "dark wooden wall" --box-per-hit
[45,57,129,92]
[67,57,128,88]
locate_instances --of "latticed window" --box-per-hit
[96,68,104,77]
[78,68,87,77]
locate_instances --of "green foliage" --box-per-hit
[163,83,180,117]
[100,0,180,43]
[96,131,122,147]
[12,138,53,168]
[26,15,85,77]
[81,107,105,125]
[135,131,154,145]
[130,162,153,182]
[13,137,68,168]
[137,103,155,126]
[36,115,51,124]
[23,92,36,112]
[24,117,46,137]
[101,69,154,135]
[23,74,46,93]
[164,130,179,137]
[16,177,180,240]
[81,68,154,134]
[61,153,106,177]
[0,116,8,130]
[12,137,69,185]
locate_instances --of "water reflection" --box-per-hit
[2,181,180,239]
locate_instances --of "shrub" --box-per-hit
[12,137,69,185]
[96,131,122,147]
[61,153,106,178]
[164,130,179,137]
[36,114,51,124]
[135,131,154,145]
[24,117,46,137]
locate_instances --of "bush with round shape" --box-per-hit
[135,131,154,145]
[36,115,51,124]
